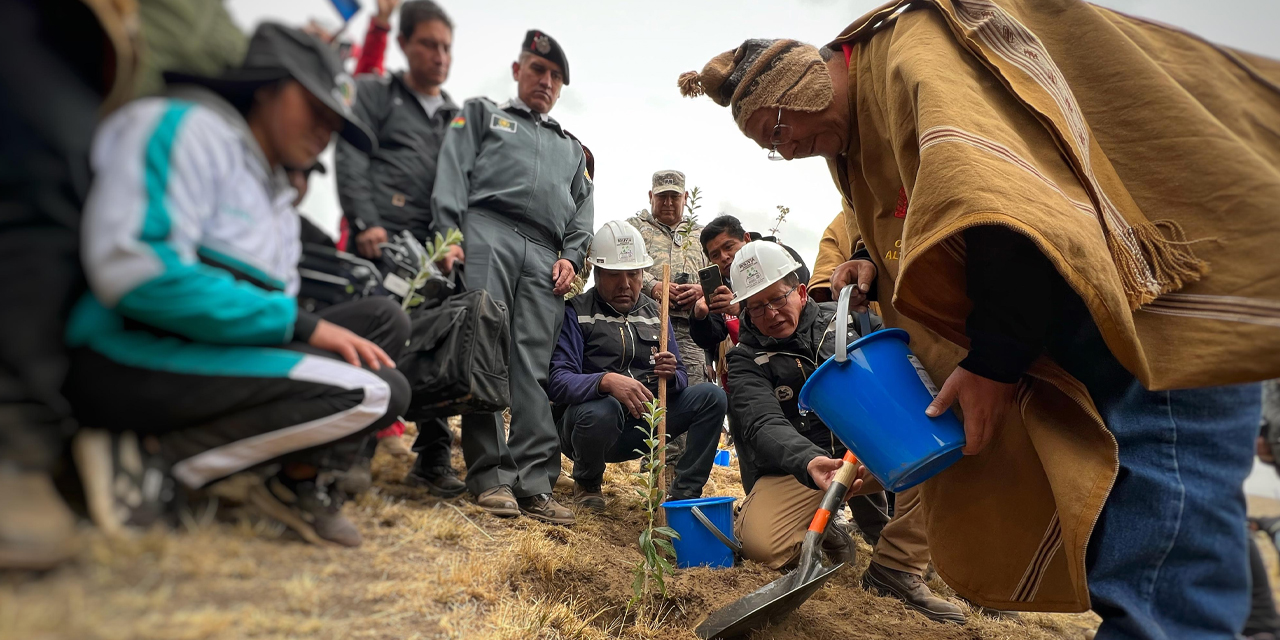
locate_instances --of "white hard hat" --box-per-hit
[729,240,803,304]
[587,220,655,271]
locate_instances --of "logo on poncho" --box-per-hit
[775,386,795,402]
[449,116,466,129]
[490,114,518,133]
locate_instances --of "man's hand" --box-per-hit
[707,285,739,317]
[672,283,703,309]
[375,0,400,23]
[925,367,1016,455]
[551,259,576,296]
[436,244,465,273]
[600,372,654,418]
[807,456,866,499]
[355,227,389,259]
[831,259,877,312]
[654,351,677,380]
[693,297,710,320]
[309,320,396,370]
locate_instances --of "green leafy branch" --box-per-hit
[401,227,463,310]
[630,398,680,606]
[770,205,790,238]
[677,186,703,251]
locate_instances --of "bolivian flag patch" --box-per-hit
[449,116,466,129]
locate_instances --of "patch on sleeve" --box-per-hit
[490,114,518,133]
[449,116,466,129]
[774,386,795,402]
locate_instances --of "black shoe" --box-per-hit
[862,561,966,624]
[73,429,176,535]
[821,522,857,566]
[404,462,466,498]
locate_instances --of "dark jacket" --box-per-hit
[689,236,809,351]
[335,72,459,241]
[548,289,688,406]
[727,299,880,492]
[431,98,594,270]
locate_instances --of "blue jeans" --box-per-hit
[1054,320,1261,640]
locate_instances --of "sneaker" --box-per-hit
[73,429,175,535]
[475,484,520,518]
[572,482,606,511]
[517,493,575,525]
[257,474,362,547]
[376,434,413,459]
[404,461,466,498]
[862,561,966,624]
[0,465,78,569]
[332,457,372,496]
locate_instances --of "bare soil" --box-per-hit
[2,424,1108,640]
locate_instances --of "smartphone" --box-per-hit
[698,265,724,307]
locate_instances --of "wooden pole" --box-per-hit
[658,264,671,517]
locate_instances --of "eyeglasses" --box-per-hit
[744,285,798,318]
[768,107,792,161]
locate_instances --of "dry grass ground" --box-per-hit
[2,423,1112,640]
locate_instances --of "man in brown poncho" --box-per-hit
[680,1,1280,638]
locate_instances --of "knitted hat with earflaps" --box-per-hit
[679,39,834,133]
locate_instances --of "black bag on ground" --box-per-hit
[398,289,510,420]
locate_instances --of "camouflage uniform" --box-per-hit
[627,181,711,385]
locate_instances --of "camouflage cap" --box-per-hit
[651,170,686,195]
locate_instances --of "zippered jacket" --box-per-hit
[335,73,459,241]
[431,98,594,270]
[727,299,879,490]
[66,86,320,369]
[548,289,688,406]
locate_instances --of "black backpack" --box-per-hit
[398,289,511,420]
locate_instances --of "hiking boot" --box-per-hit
[261,474,362,547]
[862,561,966,624]
[73,429,176,536]
[0,465,78,570]
[404,462,466,498]
[376,434,413,459]
[821,522,857,566]
[572,482,606,512]
[518,493,575,525]
[332,457,372,496]
[475,484,520,518]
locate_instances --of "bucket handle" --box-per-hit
[690,505,743,556]
[835,285,872,363]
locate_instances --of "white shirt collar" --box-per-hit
[505,96,551,122]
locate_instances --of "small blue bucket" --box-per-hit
[713,449,732,467]
[798,288,966,492]
[661,496,737,569]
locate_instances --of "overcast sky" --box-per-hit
[227,0,1280,270]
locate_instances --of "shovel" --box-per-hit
[695,451,861,639]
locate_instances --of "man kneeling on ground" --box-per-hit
[726,241,964,624]
[549,221,726,512]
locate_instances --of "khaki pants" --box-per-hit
[734,474,930,574]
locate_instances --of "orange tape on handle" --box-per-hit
[808,508,832,533]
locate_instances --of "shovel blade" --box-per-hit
[695,562,842,639]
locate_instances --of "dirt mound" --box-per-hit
[0,428,1099,640]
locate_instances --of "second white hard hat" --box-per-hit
[587,220,655,271]
[729,240,803,304]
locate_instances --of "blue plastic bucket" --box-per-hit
[797,288,966,492]
[714,449,732,467]
[661,496,737,569]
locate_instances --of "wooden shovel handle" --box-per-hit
[806,451,860,535]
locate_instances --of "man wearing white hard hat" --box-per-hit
[548,221,726,511]
[724,242,965,624]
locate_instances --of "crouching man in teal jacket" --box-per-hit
[64,24,409,548]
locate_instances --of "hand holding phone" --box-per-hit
[698,265,723,307]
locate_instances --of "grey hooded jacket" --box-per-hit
[430,98,594,269]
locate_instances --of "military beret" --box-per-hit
[522,29,570,85]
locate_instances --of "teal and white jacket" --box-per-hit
[67,86,317,375]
